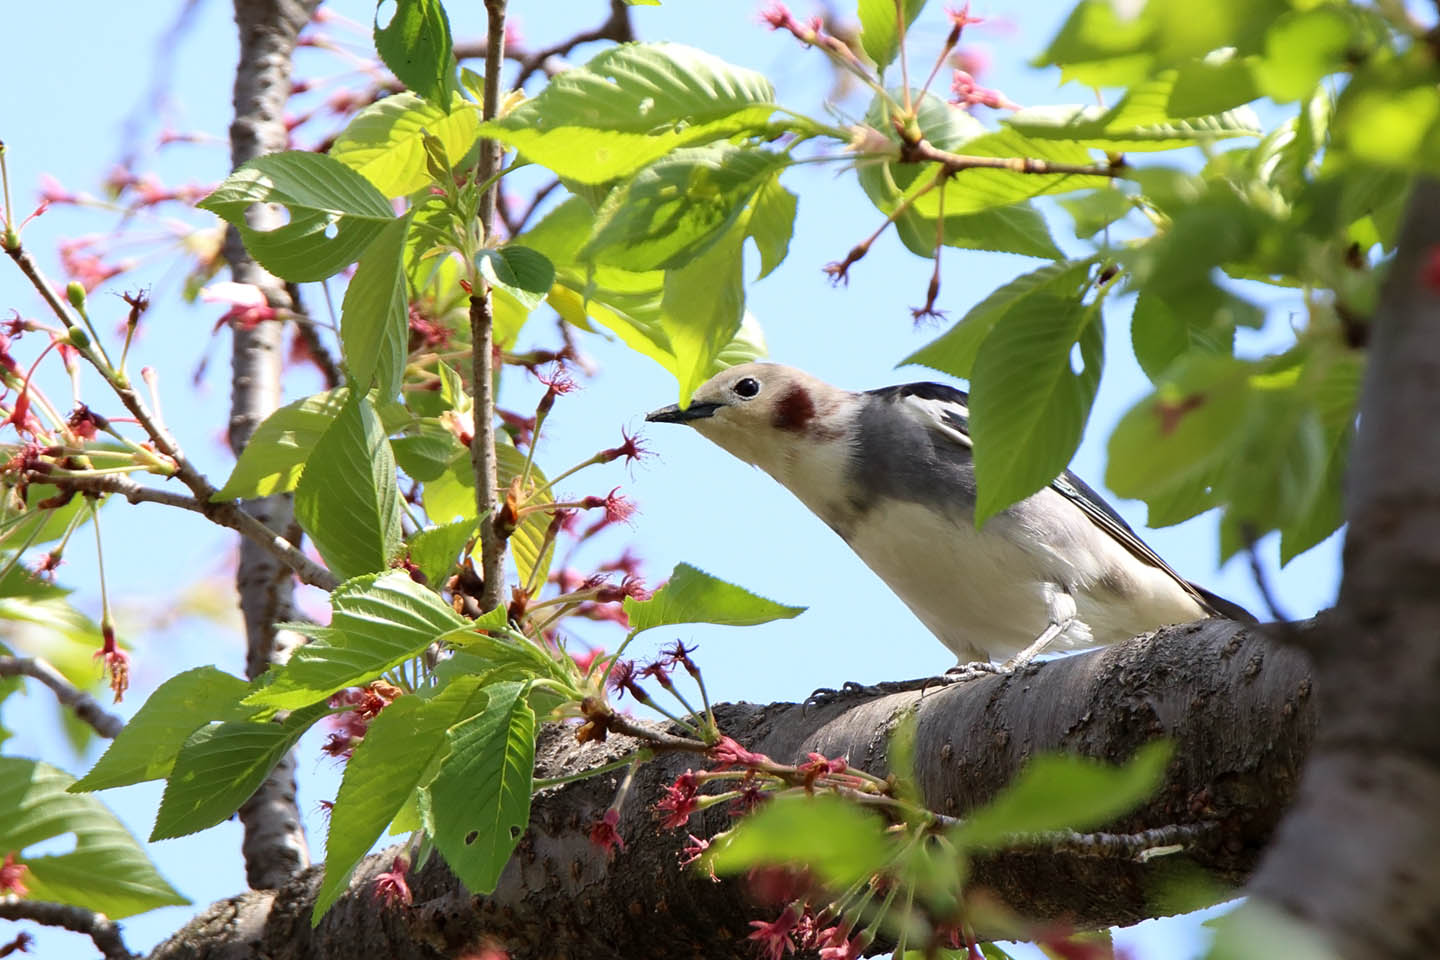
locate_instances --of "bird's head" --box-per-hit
[645,362,853,473]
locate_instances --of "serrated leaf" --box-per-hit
[198,152,395,282]
[392,421,463,482]
[582,144,791,272]
[151,702,329,840]
[245,571,469,710]
[342,213,412,401]
[0,758,188,917]
[707,793,893,887]
[905,259,1094,380]
[477,245,555,311]
[970,295,1103,525]
[213,389,348,500]
[908,128,1113,217]
[71,667,253,792]
[477,43,778,184]
[949,742,1172,851]
[424,681,535,894]
[857,0,927,73]
[313,675,489,923]
[1059,188,1134,240]
[660,220,746,405]
[332,92,480,196]
[294,392,403,582]
[1130,289,1246,382]
[624,562,805,633]
[407,518,475,587]
[747,173,797,280]
[373,0,455,107]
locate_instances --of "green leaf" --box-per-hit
[905,259,1094,380]
[0,758,188,918]
[408,517,475,587]
[246,571,469,710]
[313,675,489,923]
[332,92,480,196]
[908,128,1114,217]
[294,392,403,582]
[478,43,778,184]
[1034,0,1156,88]
[423,680,535,894]
[582,144,791,272]
[476,245,556,311]
[747,173,797,280]
[213,389,348,500]
[342,213,412,401]
[660,220,746,405]
[624,562,805,633]
[857,0,927,73]
[373,0,455,107]
[71,667,253,792]
[1130,289,1246,382]
[1006,72,1262,152]
[1105,355,1251,504]
[949,742,1172,851]
[0,481,92,550]
[1059,188,1133,240]
[151,702,329,840]
[392,421,463,482]
[707,793,893,887]
[198,152,395,282]
[1167,51,1261,117]
[970,295,1103,525]
[496,445,557,592]
[1253,7,1359,105]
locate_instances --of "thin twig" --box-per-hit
[0,900,137,960]
[454,0,634,89]
[900,138,1128,179]
[1242,525,1293,625]
[471,0,509,613]
[46,473,338,590]
[1010,822,1218,861]
[0,656,123,738]
[285,282,342,388]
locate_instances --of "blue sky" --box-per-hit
[1,1,1336,956]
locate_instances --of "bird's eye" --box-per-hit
[732,377,761,399]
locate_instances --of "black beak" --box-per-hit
[646,401,722,424]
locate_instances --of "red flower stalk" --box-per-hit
[0,852,28,897]
[710,735,771,770]
[655,770,700,829]
[372,855,412,907]
[597,428,649,466]
[747,901,803,960]
[93,622,130,702]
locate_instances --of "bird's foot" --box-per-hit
[941,660,1005,684]
[802,667,1003,712]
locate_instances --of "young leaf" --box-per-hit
[391,421,463,482]
[245,571,469,710]
[342,213,413,402]
[857,0,927,73]
[707,793,893,887]
[198,152,396,282]
[948,741,1172,851]
[960,291,1103,524]
[660,220,746,405]
[151,702,329,840]
[476,245,556,311]
[477,43,778,184]
[423,681,536,894]
[624,562,805,633]
[904,259,1095,380]
[70,667,254,792]
[0,758,189,918]
[212,388,348,500]
[746,174,797,280]
[294,392,403,582]
[407,517,475,587]
[373,0,455,108]
[312,675,489,923]
[908,128,1113,218]
[331,92,480,197]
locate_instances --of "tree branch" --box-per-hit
[42,472,337,591]
[0,900,136,960]
[899,138,1128,180]
[151,620,1313,959]
[452,0,634,90]
[0,656,123,738]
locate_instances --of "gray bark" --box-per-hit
[149,620,1312,959]
[222,0,324,891]
[1244,180,1440,957]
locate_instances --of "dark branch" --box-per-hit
[0,900,136,960]
[0,656,123,738]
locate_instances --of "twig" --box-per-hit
[47,473,338,591]
[0,900,137,960]
[454,0,634,90]
[900,138,1128,179]
[285,282,342,388]
[512,178,561,235]
[0,656,123,738]
[1010,822,1218,861]
[471,0,509,613]
[1242,525,1293,625]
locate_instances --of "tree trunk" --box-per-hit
[150,620,1312,959]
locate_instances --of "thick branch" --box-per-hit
[151,620,1313,959]
[0,656,123,738]
[48,473,337,590]
[0,900,136,960]
[1244,181,1440,958]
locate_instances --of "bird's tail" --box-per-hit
[1191,584,1259,623]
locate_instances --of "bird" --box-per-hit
[645,362,1252,677]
